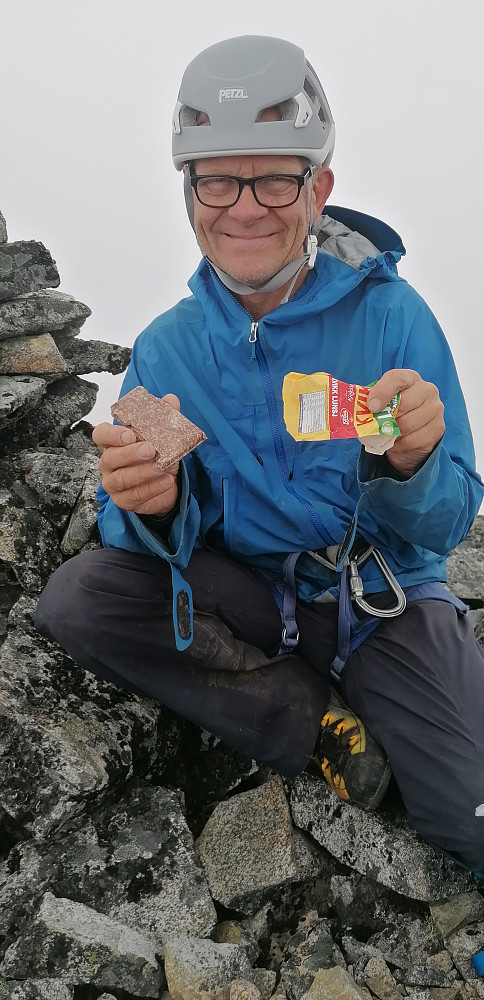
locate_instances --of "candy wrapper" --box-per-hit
[282,372,401,455]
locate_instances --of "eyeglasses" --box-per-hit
[190,167,312,208]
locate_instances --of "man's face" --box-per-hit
[190,153,332,288]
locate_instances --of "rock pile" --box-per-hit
[0,207,484,1000]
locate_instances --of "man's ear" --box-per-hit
[312,167,334,216]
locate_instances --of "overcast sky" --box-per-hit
[1,0,483,493]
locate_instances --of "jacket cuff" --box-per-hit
[127,462,199,567]
[358,439,442,488]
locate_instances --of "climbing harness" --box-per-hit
[263,535,468,678]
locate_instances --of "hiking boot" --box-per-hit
[309,686,391,810]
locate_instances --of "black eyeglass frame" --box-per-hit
[189,167,312,208]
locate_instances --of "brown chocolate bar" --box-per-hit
[111,385,206,471]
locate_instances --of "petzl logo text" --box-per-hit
[218,88,248,103]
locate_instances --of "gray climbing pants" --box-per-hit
[35,546,484,872]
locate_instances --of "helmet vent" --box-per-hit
[255,103,294,123]
[303,76,326,126]
[180,105,212,128]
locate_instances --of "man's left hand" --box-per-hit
[367,369,445,477]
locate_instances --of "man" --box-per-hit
[36,35,484,872]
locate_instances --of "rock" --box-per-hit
[22,451,99,528]
[446,517,484,603]
[0,892,164,996]
[329,873,405,936]
[0,290,90,339]
[0,375,46,424]
[0,333,67,375]
[0,375,98,454]
[362,955,402,1000]
[430,891,484,939]
[445,924,484,997]
[0,242,60,302]
[82,784,217,940]
[252,969,278,999]
[0,982,73,1000]
[53,332,131,376]
[367,914,443,969]
[0,210,7,243]
[0,784,217,944]
[60,461,100,554]
[300,966,367,999]
[470,607,484,646]
[213,922,260,964]
[230,982,262,1000]
[196,776,323,915]
[288,775,474,902]
[151,723,261,836]
[278,910,346,999]
[0,628,159,839]
[162,933,253,1000]
[0,489,62,591]
[393,965,451,988]
[341,934,388,978]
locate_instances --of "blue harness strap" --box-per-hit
[255,552,301,654]
[330,578,469,684]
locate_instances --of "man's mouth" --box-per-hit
[222,231,278,241]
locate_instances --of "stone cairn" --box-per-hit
[0,206,484,1000]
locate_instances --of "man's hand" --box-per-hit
[367,369,444,477]
[93,393,180,517]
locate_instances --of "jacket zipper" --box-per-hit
[249,321,334,547]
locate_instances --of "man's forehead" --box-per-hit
[192,153,307,174]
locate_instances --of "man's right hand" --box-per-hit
[93,393,180,518]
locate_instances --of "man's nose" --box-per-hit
[227,184,269,222]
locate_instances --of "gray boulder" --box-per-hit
[196,776,326,915]
[53,331,131,376]
[0,242,60,302]
[0,489,62,591]
[0,210,7,243]
[0,375,97,452]
[0,784,217,944]
[0,625,159,839]
[0,892,164,996]
[299,966,367,1000]
[445,923,484,997]
[447,515,484,603]
[0,375,46,425]
[163,933,254,1000]
[0,333,67,375]
[278,909,346,999]
[430,891,484,939]
[288,774,474,902]
[0,289,90,340]
[22,451,99,528]
[0,982,73,1000]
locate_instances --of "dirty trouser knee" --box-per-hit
[341,598,484,873]
[34,548,329,777]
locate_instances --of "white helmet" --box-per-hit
[172,34,335,170]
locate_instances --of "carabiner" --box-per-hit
[349,545,406,618]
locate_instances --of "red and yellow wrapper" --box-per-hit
[282,372,401,454]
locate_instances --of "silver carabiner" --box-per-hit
[349,545,406,618]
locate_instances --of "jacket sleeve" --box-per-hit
[96,338,201,570]
[356,291,483,556]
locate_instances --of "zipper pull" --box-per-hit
[249,321,258,361]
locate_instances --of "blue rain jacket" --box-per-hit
[97,206,483,602]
